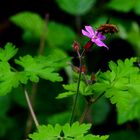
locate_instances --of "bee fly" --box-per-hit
[97,23,118,35]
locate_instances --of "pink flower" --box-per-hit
[82,26,108,49]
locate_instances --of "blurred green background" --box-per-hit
[0,0,140,140]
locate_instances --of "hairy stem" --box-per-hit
[24,83,38,136]
[25,15,49,135]
[70,49,85,125]
[70,69,82,125]
[24,87,39,128]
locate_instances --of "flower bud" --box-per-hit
[90,72,96,83]
[73,41,80,51]
[80,65,87,73]
[83,40,93,51]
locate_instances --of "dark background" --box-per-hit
[0,0,139,140]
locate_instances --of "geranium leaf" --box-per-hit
[15,55,63,83]
[94,58,140,124]
[29,122,109,140]
[0,43,18,62]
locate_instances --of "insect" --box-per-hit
[97,23,118,34]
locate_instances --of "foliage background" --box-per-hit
[0,0,140,140]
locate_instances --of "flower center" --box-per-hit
[92,34,97,40]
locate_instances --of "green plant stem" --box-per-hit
[24,87,39,128]
[70,49,85,125]
[70,69,82,125]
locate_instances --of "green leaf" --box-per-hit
[29,122,108,140]
[29,124,62,140]
[117,74,140,124]
[107,0,135,12]
[10,12,76,50]
[56,81,91,99]
[133,0,140,15]
[126,22,140,56]
[56,91,76,99]
[10,11,45,38]
[56,83,78,99]
[0,62,23,96]
[97,58,140,124]
[56,0,96,15]
[91,82,110,94]
[47,22,76,50]
[15,55,63,83]
[63,122,91,137]
[108,58,138,78]
[45,48,71,70]
[81,135,109,140]
[0,43,18,61]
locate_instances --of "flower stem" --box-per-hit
[24,87,39,128]
[79,92,105,123]
[70,49,85,125]
[70,69,82,125]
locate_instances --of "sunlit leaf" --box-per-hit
[0,43,18,61]
[15,55,63,83]
[0,62,24,96]
[29,122,108,140]
[96,58,140,124]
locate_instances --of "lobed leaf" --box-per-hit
[15,55,63,83]
[0,43,18,62]
[10,12,76,50]
[56,81,94,99]
[10,12,45,38]
[0,62,26,96]
[63,122,91,138]
[96,58,140,124]
[29,122,109,140]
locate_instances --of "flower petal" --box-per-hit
[96,32,106,40]
[82,29,92,38]
[85,26,94,36]
[93,38,109,49]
